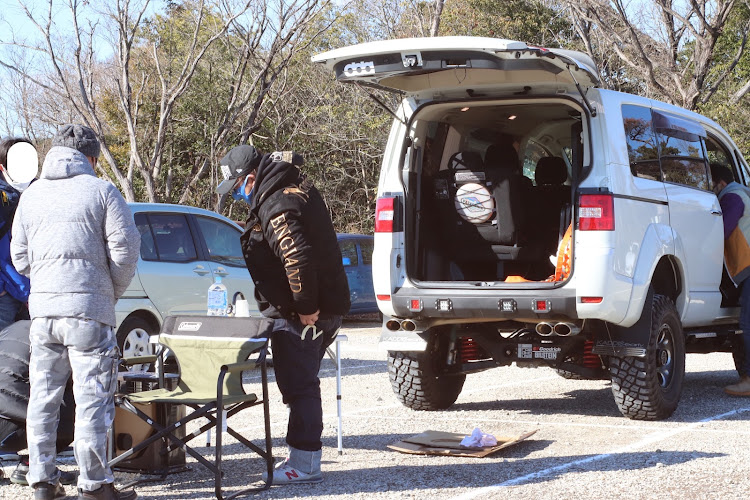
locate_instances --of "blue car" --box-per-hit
[337,233,378,315]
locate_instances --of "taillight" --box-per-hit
[579,194,614,231]
[375,196,402,233]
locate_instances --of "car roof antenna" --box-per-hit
[567,66,597,117]
[355,82,407,126]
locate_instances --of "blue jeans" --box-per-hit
[271,315,342,452]
[740,282,750,376]
[0,292,23,331]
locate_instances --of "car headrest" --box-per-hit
[484,143,519,172]
[535,157,567,186]
[449,151,484,172]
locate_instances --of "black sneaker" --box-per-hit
[77,483,137,500]
[33,482,67,500]
[10,462,77,486]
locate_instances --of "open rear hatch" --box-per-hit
[311,36,599,97]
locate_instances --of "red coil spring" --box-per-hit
[459,337,482,363]
[582,340,600,369]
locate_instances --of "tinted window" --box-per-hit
[622,105,661,181]
[360,238,373,265]
[339,240,358,267]
[660,158,710,190]
[146,214,197,262]
[655,112,708,190]
[195,216,244,267]
[134,213,156,260]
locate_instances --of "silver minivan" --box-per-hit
[314,36,747,420]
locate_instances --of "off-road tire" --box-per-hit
[609,294,685,420]
[387,350,466,410]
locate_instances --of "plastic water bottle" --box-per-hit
[207,276,228,316]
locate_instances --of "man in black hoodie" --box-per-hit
[216,145,350,485]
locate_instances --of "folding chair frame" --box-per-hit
[109,318,275,499]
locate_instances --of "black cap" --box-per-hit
[216,145,261,195]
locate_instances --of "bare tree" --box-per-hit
[563,0,750,110]
[430,0,445,36]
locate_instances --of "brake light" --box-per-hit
[581,296,603,304]
[579,194,614,231]
[375,196,401,233]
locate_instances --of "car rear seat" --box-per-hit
[532,156,570,255]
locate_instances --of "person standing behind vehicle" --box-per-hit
[711,164,750,396]
[11,124,140,500]
[0,138,37,330]
[216,145,350,485]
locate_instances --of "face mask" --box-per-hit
[2,171,31,192]
[231,176,254,204]
[4,142,39,192]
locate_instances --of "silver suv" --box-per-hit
[314,36,746,420]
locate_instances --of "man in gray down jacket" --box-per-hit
[11,124,140,500]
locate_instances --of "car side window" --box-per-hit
[622,104,661,181]
[195,216,245,267]
[360,238,373,265]
[145,213,198,262]
[652,110,709,190]
[706,134,739,184]
[339,240,358,267]
[134,213,157,260]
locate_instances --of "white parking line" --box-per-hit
[449,406,750,500]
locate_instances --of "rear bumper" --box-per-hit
[388,286,578,323]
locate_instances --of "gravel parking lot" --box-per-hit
[2,318,749,499]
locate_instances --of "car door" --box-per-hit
[338,237,361,312]
[135,212,216,316]
[193,214,259,316]
[311,38,599,98]
[357,236,377,310]
[652,109,724,323]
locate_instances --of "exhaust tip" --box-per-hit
[385,319,401,331]
[401,320,417,331]
[536,322,553,336]
[554,323,580,336]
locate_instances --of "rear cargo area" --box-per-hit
[407,100,582,283]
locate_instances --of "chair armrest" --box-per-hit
[121,355,158,366]
[222,359,261,374]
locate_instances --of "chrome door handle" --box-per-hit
[711,210,723,216]
[193,265,210,276]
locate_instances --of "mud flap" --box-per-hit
[591,287,654,358]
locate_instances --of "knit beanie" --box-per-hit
[52,124,101,158]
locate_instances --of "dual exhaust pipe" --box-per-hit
[535,322,580,337]
[387,318,578,336]
[386,319,417,331]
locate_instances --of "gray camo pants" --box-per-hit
[27,317,118,491]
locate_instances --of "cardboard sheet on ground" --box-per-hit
[388,429,537,458]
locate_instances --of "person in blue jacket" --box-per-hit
[0,137,35,330]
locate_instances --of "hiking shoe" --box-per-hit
[33,482,67,500]
[724,375,750,396]
[262,459,323,485]
[11,462,77,486]
[77,483,137,500]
